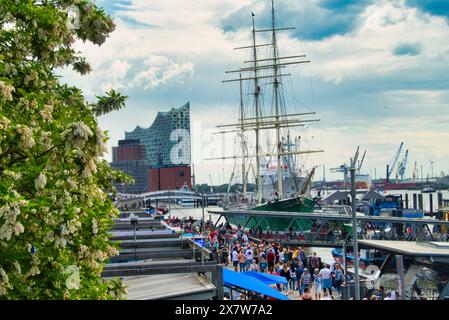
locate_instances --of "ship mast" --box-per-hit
[239,72,247,199]
[270,0,283,197]
[251,13,262,203]
[211,2,324,203]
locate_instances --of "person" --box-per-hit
[250,260,259,272]
[279,249,285,263]
[320,289,332,300]
[245,247,254,268]
[333,263,344,296]
[301,288,313,300]
[374,286,385,300]
[296,262,304,294]
[289,263,297,292]
[300,268,311,296]
[238,249,246,272]
[242,232,249,244]
[390,290,397,300]
[267,247,275,272]
[366,222,375,239]
[310,252,320,270]
[320,264,332,296]
[299,248,307,269]
[232,248,239,271]
[292,247,299,261]
[253,245,259,264]
[313,268,322,300]
[259,256,268,273]
[224,231,232,249]
[279,264,291,293]
[220,246,229,266]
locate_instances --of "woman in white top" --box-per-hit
[250,260,259,272]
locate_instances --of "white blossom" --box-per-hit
[0,81,15,101]
[39,104,53,123]
[34,173,47,191]
[0,115,10,130]
[16,125,35,150]
[92,218,98,235]
[13,222,24,235]
[3,170,21,180]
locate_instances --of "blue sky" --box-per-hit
[59,0,449,184]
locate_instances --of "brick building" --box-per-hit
[110,102,192,193]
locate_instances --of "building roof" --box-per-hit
[223,268,289,300]
[125,102,190,134]
[361,190,384,201]
[358,240,449,257]
[321,191,349,203]
[123,273,216,300]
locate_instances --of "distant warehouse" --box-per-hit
[111,102,192,193]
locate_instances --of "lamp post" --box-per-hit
[130,213,138,261]
[350,164,361,300]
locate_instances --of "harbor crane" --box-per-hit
[357,149,366,174]
[208,174,214,193]
[397,149,409,181]
[330,148,366,187]
[386,142,403,183]
[330,163,350,187]
[412,161,418,181]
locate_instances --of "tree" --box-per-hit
[0,0,132,299]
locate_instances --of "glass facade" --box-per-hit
[125,102,191,167]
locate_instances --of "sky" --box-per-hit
[58,0,449,184]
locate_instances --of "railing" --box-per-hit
[410,287,440,300]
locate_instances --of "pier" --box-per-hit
[102,215,224,300]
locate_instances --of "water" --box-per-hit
[169,205,221,223]
[383,189,449,212]
[312,188,449,212]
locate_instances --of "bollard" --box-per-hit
[413,194,417,209]
[418,194,423,210]
[429,194,433,215]
[438,193,443,208]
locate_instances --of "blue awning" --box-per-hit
[223,269,289,300]
[244,271,288,285]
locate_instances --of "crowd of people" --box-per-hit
[171,219,400,300]
[200,222,351,300]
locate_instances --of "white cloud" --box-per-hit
[130,56,195,89]
[57,0,449,183]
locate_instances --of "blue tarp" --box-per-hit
[243,271,288,285]
[223,268,289,300]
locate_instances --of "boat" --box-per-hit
[422,186,436,193]
[209,1,372,235]
[364,194,424,219]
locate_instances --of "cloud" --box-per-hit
[405,0,449,20]
[393,42,422,56]
[220,0,374,41]
[100,59,131,91]
[130,56,195,90]
[58,0,449,183]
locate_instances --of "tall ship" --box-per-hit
[208,0,328,229]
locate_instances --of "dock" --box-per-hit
[103,215,224,300]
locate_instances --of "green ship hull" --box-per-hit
[226,196,320,233]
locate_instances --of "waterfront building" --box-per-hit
[111,139,150,194]
[110,102,192,193]
[125,102,191,167]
